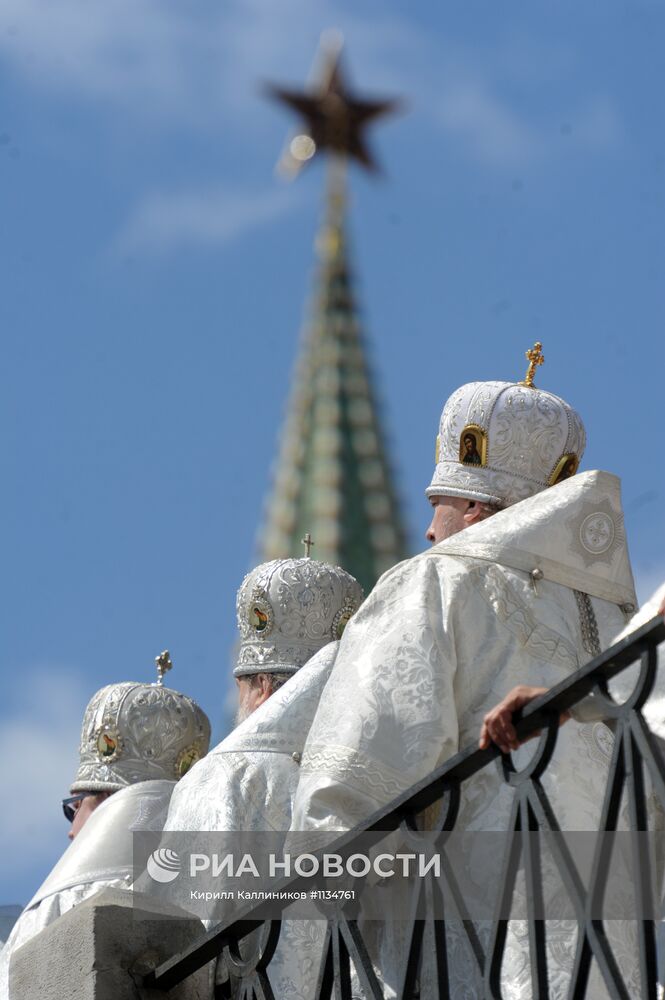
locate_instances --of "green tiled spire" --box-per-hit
[261,169,409,594]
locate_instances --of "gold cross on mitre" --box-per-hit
[520,341,545,388]
[155,649,173,686]
[301,532,315,558]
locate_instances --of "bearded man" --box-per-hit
[0,656,210,999]
[154,555,363,998]
[290,350,639,998]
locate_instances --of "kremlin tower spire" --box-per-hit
[261,34,409,593]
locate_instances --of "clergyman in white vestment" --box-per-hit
[159,555,363,999]
[290,359,642,998]
[0,660,210,1000]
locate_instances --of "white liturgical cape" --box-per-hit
[0,779,173,1000]
[290,470,643,999]
[572,580,665,727]
[161,642,339,999]
[164,642,338,834]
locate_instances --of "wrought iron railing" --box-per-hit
[144,616,665,999]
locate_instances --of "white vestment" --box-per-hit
[161,643,339,999]
[291,471,641,999]
[0,779,173,1000]
[571,580,665,727]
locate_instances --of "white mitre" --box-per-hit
[234,556,364,678]
[428,343,586,508]
[71,654,211,792]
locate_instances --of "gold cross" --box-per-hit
[155,650,173,686]
[301,532,315,558]
[520,341,545,388]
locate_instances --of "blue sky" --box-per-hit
[1,0,664,904]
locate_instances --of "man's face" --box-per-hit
[425,495,475,545]
[464,437,474,454]
[68,792,110,841]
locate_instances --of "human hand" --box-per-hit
[478,685,569,754]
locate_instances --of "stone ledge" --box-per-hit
[10,887,213,1000]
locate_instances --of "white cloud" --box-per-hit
[0,669,88,895]
[0,0,203,120]
[436,84,621,168]
[0,0,420,128]
[438,83,538,167]
[114,184,299,256]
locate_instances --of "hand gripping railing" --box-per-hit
[144,616,665,999]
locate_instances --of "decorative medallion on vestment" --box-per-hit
[566,497,625,569]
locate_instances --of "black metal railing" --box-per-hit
[145,616,665,999]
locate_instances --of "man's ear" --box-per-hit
[254,673,273,707]
[463,501,484,526]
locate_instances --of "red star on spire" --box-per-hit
[266,31,401,177]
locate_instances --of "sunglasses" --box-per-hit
[62,792,94,823]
